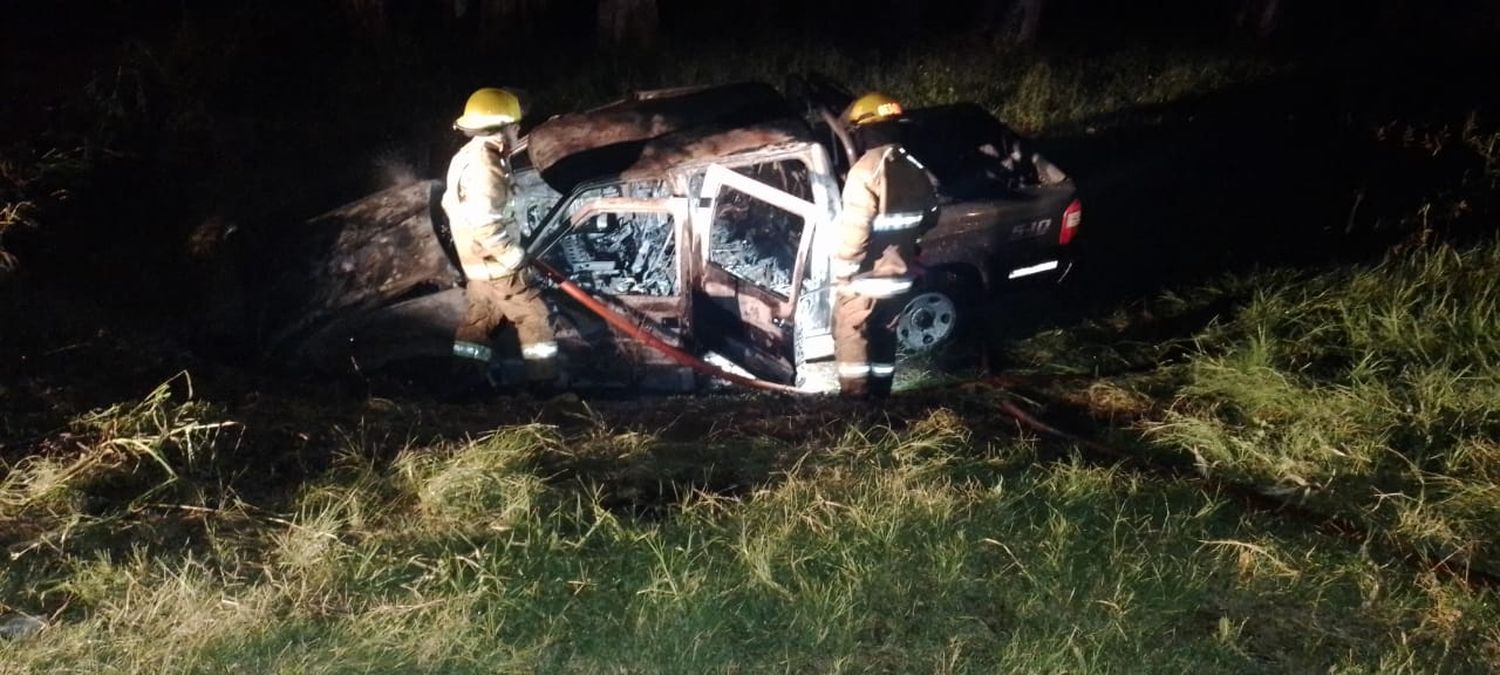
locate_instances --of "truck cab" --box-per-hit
[522,131,846,392]
[516,81,1079,392]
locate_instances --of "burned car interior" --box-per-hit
[549,210,678,298]
[540,178,680,299]
[704,160,814,299]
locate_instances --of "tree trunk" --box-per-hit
[1378,0,1407,31]
[597,0,659,50]
[980,0,1044,45]
[479,0,542,40]
[340,0,389,41]
[442,0,471,40]
[1236,0,1283,39]
[1015,0,1044,44]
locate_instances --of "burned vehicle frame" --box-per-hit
[258,81,1081,394]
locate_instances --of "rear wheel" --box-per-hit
[896,291,960,354]
[897,264,986,356]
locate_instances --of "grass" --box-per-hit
[997,232,1500,648]
[0,147,86,277]
[1144,239,1500,568]
[1005,234,1500,566]
[3,386,1498,672]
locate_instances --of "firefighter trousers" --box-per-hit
[832,292,898,399]
[453,272,558,383]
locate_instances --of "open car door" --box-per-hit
[691,157,825,384]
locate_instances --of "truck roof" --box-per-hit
[528,82,814,191]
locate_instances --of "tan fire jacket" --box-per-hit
[442,135,526,281]
[831,143,938,298]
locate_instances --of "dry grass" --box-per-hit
[1145,239,1500,561]
[1,373,1497,671]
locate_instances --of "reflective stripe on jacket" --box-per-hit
[442,135,525,280]
[832,144,937,299]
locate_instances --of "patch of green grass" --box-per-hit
[1016,234,1500,581]
[3,385,1497,671]
[1004,273,1286,378]
[1147,239,1500,560]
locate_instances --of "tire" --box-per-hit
[895,290,962,354]
[895,267,984,359]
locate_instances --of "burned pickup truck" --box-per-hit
[258,81,1080,393]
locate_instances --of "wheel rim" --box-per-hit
[897,292,958,353]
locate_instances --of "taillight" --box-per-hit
[1059,199,1082,246]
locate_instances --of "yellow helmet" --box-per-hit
[843,92,905,126]
[454,87,522,133]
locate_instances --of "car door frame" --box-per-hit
[688,143,841,383]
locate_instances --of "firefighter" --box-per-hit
[831,92,937,399]
[442,87,559,390]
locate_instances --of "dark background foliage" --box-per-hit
[1,0,1496,360]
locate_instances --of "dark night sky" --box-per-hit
[6,0,1498,53]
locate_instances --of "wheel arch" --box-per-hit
[918,261,987,299]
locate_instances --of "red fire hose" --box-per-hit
[529,259,808,395]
